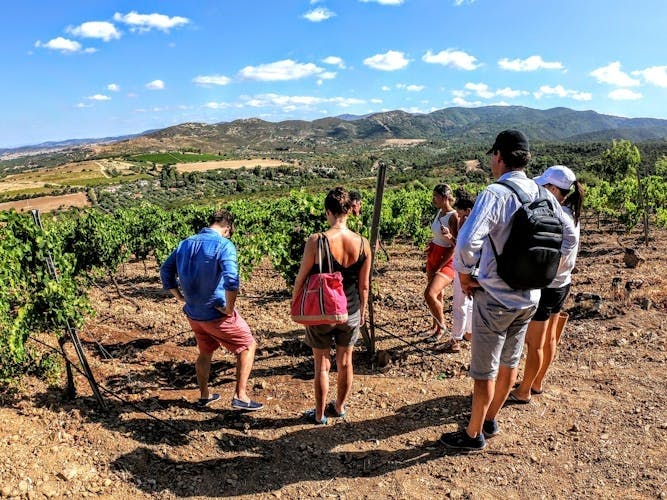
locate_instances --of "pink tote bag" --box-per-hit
[290,234,348,325]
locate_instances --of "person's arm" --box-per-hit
[218,241,240,315]
[160,249,184,300]
[292,234,319,302]
[357,237,372,326]
[169,288,186,302]
[454,189,497,296]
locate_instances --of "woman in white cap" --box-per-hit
[509,165,585,403]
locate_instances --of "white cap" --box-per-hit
[534,165,576,191]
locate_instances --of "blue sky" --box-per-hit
[1,0,666,148]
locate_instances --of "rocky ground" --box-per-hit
[1,224,666,499]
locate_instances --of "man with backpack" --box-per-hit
[439,130,572,452]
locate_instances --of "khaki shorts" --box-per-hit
[469,290,536,380]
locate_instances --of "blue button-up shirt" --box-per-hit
[160,228,240,321]
[454,171,575,310]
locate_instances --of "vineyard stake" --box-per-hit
[365,160,388,357]
[30,209,107,411]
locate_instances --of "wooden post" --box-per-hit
[363,161,387,357]
[31,210,107,411]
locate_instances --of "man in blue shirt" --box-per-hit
[160,209,263,411]
[440,130,570,452]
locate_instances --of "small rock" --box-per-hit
[569,423,580,433]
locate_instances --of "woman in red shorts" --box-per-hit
[423,184,459,341]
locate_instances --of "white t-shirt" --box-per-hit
[431,209,456,247]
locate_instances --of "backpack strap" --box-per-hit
[495,179,531,204]
[488,179,534,260]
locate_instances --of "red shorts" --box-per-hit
[187,310,255,355]
[426,242,455,279]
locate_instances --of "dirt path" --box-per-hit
[1,228,666,498]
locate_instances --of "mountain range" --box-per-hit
[6,106,667,157]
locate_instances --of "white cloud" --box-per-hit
[113,11,189,33]
[406,84,424,91]
[371,98,383,104]
[86,94,111,101]
[381,85,391,91]
[590,62,640,87]
[236,93,365,110]
[359,0,404,4]
[461,83,528,100]
[303,7,336,22]
[192,75,231,86]
[107,83,120,92]
[322,56,346,69]
[330,97,366,107]
[396,83,425,92]
[495,87,527,98]
[66,21,121,42]
[239,59,327,81]
[498,55,563,72]
[422,49,479,70]
[608,89,642,101]
[204,102,234,110]
[454,0,476,5]
[533,85,592,101]
[633,66,667,87]
[464,82,494,99]
[363,50,409,71]
[145,79,165,90]
[35,37,90,54]
[75,102,92,108]
[452,96,482,107]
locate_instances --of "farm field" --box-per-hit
[0,192,90,212]
[174,158,289,173]
[1,228,665,498]
[0,159,142,199]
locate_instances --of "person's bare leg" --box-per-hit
[312,348,331,422]
[466,378,495,437]
[335,345,354,414]
[513,320,548,401]
[533,314,559,392]
[234,341,256,402]
[485,365,519,421]
[196,352,214,400]
[425,273,452,337]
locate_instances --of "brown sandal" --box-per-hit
[434,339,461,353]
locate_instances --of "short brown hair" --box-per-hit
[208,209,235,227]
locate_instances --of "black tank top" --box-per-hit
[309,234,367,314]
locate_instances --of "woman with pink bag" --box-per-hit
[292,187,372,425]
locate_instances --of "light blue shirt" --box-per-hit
[454,171,575,309]
[160,228,240,321]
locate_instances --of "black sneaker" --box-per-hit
[483,419,499,438]
[439,429,487,452]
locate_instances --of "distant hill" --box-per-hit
[107,106,667,154]
[6,106,667,158]
[0,132,149,159]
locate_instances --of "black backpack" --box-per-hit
[489,180,563,290]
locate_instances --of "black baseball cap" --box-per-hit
[486,129,530,155]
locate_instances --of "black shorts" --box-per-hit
[533,284,571,322]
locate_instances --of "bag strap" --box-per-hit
[489,179,532,259]
[319,234,334,273]
[495,179,531,204]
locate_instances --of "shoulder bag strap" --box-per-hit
[495,179,530,204]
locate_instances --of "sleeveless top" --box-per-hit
[309,234,367,314]
[431,209,456,248]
